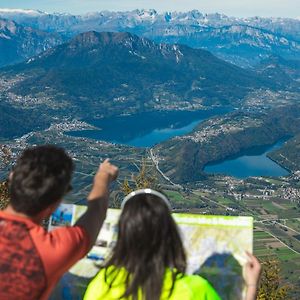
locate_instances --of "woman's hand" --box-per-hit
[243,252,262,300]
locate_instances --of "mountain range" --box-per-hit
[0,9,299,186]
[0,9,299,142]
[0,31,277,138]
[0,8,299,67]
[0,18,62,67]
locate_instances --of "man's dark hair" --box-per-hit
[9,145,74,216]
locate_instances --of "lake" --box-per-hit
[67,108,229,147]
[68,109,289,178]
[204,139,290,178]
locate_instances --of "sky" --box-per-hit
[0,0,299,18]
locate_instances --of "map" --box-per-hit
[49,205,253,300]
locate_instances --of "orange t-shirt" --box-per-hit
[0,210,90,300]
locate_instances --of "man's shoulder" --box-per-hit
[0,210,39,229]
[0,212,47,300]
[33,224,90,255]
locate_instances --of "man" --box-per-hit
[0,145,118,300]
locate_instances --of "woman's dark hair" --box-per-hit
[9,145,73,216]
[104,192,187,300]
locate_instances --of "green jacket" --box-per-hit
[84,266,221,300]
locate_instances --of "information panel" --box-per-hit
[49,204,253,300]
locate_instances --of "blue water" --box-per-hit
[126,119,200,147]
[68,108,229,147]
[204,139,290,178]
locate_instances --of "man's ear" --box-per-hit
[9,172,13,181]
[40,199,61,219]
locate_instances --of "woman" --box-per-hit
[84,189,261,300]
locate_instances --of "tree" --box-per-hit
[121,158,158,195]
[0,144,11,210]
[257,258,292,300]
[111,159,159,208]
[0,145,11,167]
[0,180,9,210]
[121,178,133,196]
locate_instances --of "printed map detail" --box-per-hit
[174,214,253,299]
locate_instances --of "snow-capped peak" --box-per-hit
[0,8,45,16]
[134,9,158,19]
